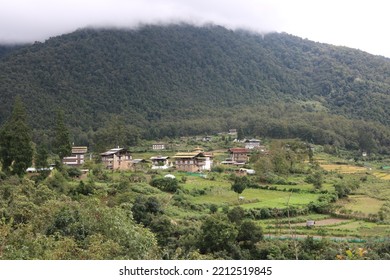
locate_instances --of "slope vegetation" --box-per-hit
[0,24,389,151]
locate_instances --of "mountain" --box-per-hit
[0,24,389,152]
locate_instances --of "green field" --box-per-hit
[337,195,385,215]
[179,176,321,209]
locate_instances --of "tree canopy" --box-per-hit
[0,97,33,176]
[0,24,389,152]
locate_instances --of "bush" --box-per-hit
[67,167,82,178]
[45,170,68,193]
[259,208,272,219]
[150,177,179,192]
[209,204,218,214]
[75,180,95,196]
[211,165,225,173]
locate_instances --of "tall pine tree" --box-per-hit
[0,96,33,176]
[53,110,72,160]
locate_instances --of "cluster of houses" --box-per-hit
[61,138,264,174]
[62,146,214,172]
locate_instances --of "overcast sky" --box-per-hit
[1,0,389,58]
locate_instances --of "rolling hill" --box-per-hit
[0,24,389,152]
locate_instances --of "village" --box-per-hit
[60,130,265,176]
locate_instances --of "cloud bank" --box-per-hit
[0,0,282,43]
[1,0,389,57]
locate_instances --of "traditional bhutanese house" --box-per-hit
[100,147,132,170]
[173,150,213,172]
[228,148,250,164]
[245,139,261,150]
[193,147,213,171]
[150,156,170,170]
[62,146,88,167]
[152,143,166,150]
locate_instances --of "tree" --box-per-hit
[357,129,377,155]
[305,171,323,190]
[132,196,164,226]
[35,144,49,170]
[53,110,71,160]
[0,97,33,176]
[227,206,245,224]
[231,176,249,200]
[272,150,289,175]
[237,220,263,248]
[237,128,244,140]
[199,214,238,254]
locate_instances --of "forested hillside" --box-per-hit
[0,24,389,152]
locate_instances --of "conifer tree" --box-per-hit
[35,144,49,169]
[53,110,72,160]
[0,96,33,176]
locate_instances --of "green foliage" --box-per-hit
[53,110,71,160]
[236,220,263,248]
[199,214,238,254]
[211,165,224,173]
[73,180,95,196]
[0,97,33,176]
[45,170,68,193]
[0,179,160,259]
[149,215,175,247]
[334,179,360,198]
[150,177,179,192]
[131,196,164,226]
[272,150,290,175]
[35,145,49,170]
[0,25,389,153]
[231,176,249,198]
[305,171,324,189]
[92,116,140,152]
[227,206,246,224]
[209,204,218,214]
[66,167,82,178]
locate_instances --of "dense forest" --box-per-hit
[1,25,390,260]
[0,24,389,153]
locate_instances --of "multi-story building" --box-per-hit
[174,149,213,172]
[100,147,132,170]
[228,148,249,164]
[62,146,88,167]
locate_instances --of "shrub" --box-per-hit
[211,165,224,173]
[150,177,179,192]
[67,167,82,178]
